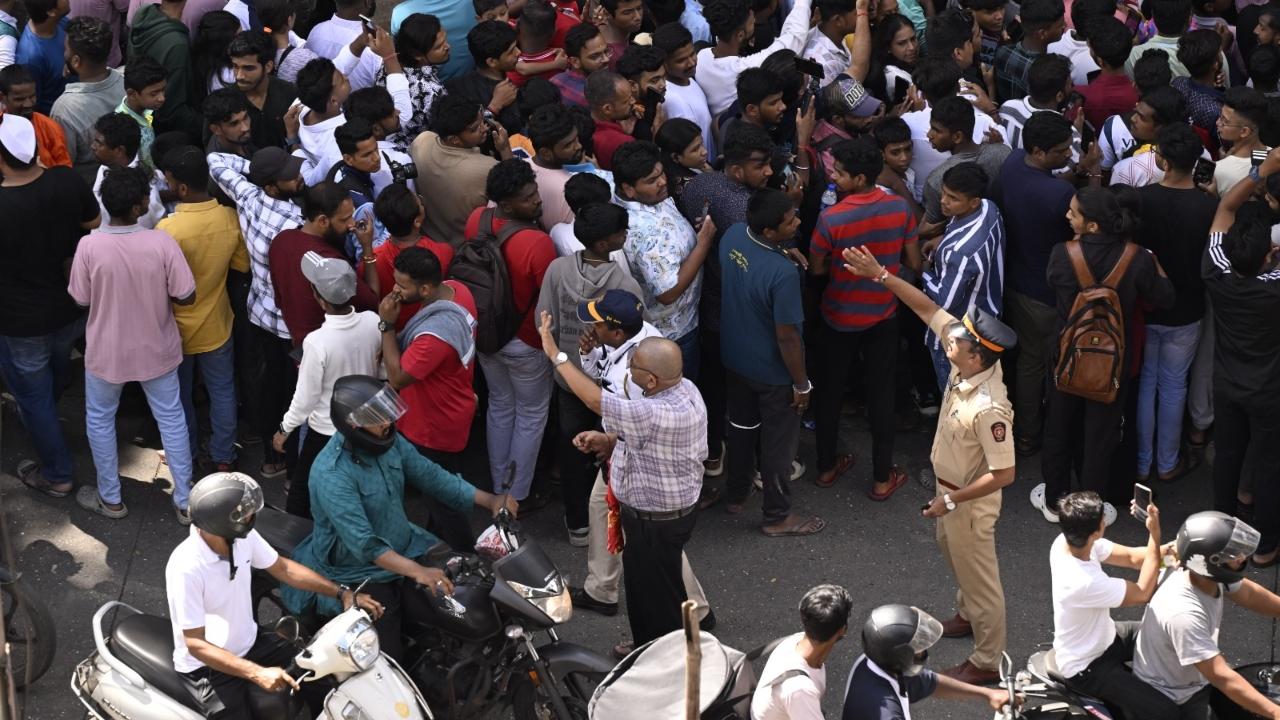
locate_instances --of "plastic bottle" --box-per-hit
[821,183,838,210]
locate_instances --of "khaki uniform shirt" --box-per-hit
[927,309,1016,487]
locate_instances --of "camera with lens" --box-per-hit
[383,151,419,184]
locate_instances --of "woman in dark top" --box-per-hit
[1133,123,1217,484]
[655,117,708,204]
[192,11,241,106]
[380,13,450,152]
[866,13,918,105]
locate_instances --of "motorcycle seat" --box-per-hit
[255,506,313,558]
[1040,649,1069,685]
[110,613,203,712]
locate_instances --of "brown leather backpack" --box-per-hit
[1053,241,1138,404]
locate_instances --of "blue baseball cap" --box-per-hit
[576,289,643,328]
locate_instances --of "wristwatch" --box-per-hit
[942,493,956,511]
[335,584,352,603]
[553,351,569,367]
[378,320,393,333]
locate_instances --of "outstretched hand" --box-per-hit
[841,245,884,279]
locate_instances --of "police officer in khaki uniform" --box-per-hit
[843,245,1016,686]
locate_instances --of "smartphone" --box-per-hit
[1133,483,1152,521]
[1193,157,1216,187]
[358,13,376,33]
[793,55,825,80]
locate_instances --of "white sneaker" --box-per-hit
[754,460,807,490]
[1029,483,1059,523]
[1102,502,1118,527]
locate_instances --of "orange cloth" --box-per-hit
[0,110,72,168]
[605,467,623,554]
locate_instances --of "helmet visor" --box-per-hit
[346,385,408,428]
[1212,519,1261,567]
[228,478,264,525]
[909,607,943,654]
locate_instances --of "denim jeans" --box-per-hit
[85,368,193,509]
[1136,322,1201,476]
[673,327,700,382]
[178,337,238,465]
[0,316,85,483]
[477,337,552,500]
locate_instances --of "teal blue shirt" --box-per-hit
[281,433,476,616]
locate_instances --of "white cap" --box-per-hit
[0,113,36,164]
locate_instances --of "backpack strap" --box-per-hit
[1100,242,1139,289]
[1064,241,1097,289]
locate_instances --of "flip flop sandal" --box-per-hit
[814,454,855,488]
[761,514,826,537]
[17,460,71,498]
[867,467,909,502]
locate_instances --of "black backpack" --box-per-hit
[448,208,539,354]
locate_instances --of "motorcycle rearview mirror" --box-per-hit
[274,616,301,645]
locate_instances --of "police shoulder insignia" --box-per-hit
[991,422,1007,442]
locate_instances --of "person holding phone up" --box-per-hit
[841,242,1016,686]
[1048,491,1176,720]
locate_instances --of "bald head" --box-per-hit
[634,337,683,386]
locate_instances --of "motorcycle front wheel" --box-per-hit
[2,574,57,689]
[510,670,604,720]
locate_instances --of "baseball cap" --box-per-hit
[577,289,643,328]
[822,76,883,119]
[301,251,357,305]
[0,113,36,164]
[249,146,304,186]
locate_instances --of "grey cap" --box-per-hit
[301,251,357,305]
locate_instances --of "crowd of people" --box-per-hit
[7,0,1280,713]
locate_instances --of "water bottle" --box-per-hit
[820,183,838,210]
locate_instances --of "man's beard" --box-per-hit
[321,224,347,249]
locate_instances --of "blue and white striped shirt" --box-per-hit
[923,200,1005,348]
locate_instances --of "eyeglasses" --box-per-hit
[1216,114,1246,128]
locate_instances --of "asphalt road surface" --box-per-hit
[2,374,1277,720]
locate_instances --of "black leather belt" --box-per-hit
[620,504,697,522]
[937,477,960,491]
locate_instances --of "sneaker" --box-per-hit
[1102,502,1117,527]
[570,586,618,616]
[801,418,816,432]
[753,459,807,490]
[1029,483,1059,523]
[914,389,941,418]
[703,441,726,478]
[174,506,192,526]
[567,526,589,547]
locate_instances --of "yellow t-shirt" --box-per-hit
[157,200,250,354]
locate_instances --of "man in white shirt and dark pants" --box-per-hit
[751,584,852,719]
[166,472,381,718]
[1050,491,1175,720]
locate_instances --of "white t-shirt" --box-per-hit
[903,101,1006,199]
[165,528,280,673]
[305,15,383,90]
[750,632,826,720]
[1047,33,1099,86]
[1050,535,1127,678]
[664,79,716,160]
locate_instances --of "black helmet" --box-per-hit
[189,472,264,539]
[330,375,408,456]
[862,604,943,677]
[1176,511,1260,585]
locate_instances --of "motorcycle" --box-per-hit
[992,646,1116,719]
[71,580,432,719]
[253,505,615,720]
[1,562,57,690]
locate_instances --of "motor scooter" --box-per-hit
[992,647,1116,719]
[71,580,432,720]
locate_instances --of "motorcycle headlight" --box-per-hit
[507,575,573,624]
[338,618,380,671]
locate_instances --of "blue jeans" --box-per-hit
[478,337,551,500]
[1136,322,1201,476]
[0,316,86,483]
[85,368,193,509]
[674,327,700,382]
[178,338,238,465]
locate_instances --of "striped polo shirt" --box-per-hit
[810,187,918,331]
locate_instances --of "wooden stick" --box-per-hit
[682,599,701,720]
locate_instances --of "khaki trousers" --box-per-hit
[582,471,709,620]
[936,485,1006,671]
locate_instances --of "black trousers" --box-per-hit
[414,444,477,552]
[813,316,898,481]
[241,324,297,466]
[556,384,601,531]
[181,631,306,720]
[1041,382,1127,511]
[285,426,331,519]
[1212,382,1280,554]
[697,327,727,464]
[1065,621,1179,720]
[620,506,697,646]
[725,370,799,524]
